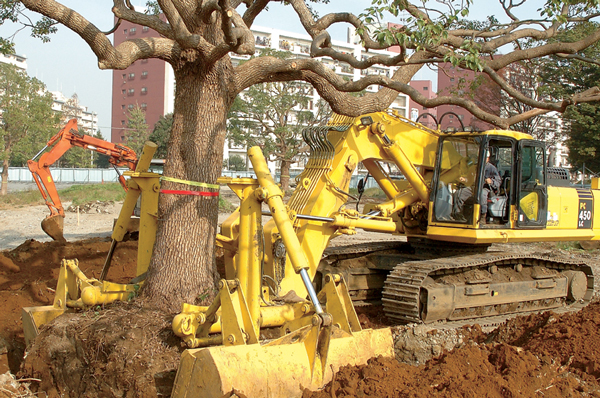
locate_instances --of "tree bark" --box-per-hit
[1,139,11,196]
[280,159,291,192]
[143,54,235,313]
[1,157,8,196]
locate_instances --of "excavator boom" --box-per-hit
[27,119,138,241]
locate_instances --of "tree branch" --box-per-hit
[156,0,196,43]
[242,0,270,27]
[112,1,173,38]
[219,0,255,55]
[486,27,600,70]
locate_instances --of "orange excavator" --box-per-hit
[27,119,138,242]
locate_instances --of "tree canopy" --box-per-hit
[125,106,150,156]
[537,21,600,170]
[228,50,330,190]
[5,1,600,128]
[148,113,173,159]
[0,62,57,195]
[224,154,246,171]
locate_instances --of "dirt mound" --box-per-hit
[489,306,600,383]
[20,301,182,398]
[0,238,138,375]
[3,236,600,397]
[304,303,600,398]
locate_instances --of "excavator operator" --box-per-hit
[452,149,501,224]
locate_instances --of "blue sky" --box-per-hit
[0,1,510,140]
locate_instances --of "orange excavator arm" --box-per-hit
[27,119,138,241]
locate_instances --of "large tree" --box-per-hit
[0,63,57,195]
[5,0,600,311]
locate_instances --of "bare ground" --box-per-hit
[2,194,600,397]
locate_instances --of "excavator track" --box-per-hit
[319,242,593,325]
[382,253,594,325]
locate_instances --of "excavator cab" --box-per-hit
[516,141,548,227]
[431,133,549,229]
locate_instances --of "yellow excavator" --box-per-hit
[171,111,595,397]
[23,111,596,397]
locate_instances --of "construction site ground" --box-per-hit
[1,195,600,397]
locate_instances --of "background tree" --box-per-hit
[538,22,600,172]
[0,63,57,195]
[224,154,246,171]
[5,0,600,311]
[125,106,150,156]
[229,52,329,190]
[94,131,113,169]
[57,129,109,168]
[564,103,600,171]
[56,94,93,168]
[148,113,173,159]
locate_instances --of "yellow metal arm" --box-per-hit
[248,146,311,275]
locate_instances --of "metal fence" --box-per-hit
[8,167,129,184]
[10,167,383,190]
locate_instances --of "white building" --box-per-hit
[1,53,99,135]
[51,91,99,135]
[0,53,27,70]
[225,26,410,174]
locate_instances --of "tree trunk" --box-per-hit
[143,56,235,313]
[1,157,8,196]
[1,139,11,196]
[280,160,291,192]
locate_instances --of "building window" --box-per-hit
[450,78,455,82]
[423,86,428,90]
[130,27,136,34]
[122,73,126,79]
[123,29,128,34]
[142,26,149,33]
[121,89,126,95]
[128,104,134,110]
[141,87,148,95]
[121,120,126,126]
[128,88,134,95]
[141,71,148,79]
[141,103,147,110]
[449,114,454,119]
[129,73,135,79]
[121,105,125,110]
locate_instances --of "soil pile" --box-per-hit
[21,302,181,398]
[304,302,600,398]
[0,238,138,375]
[2,237,600,397]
